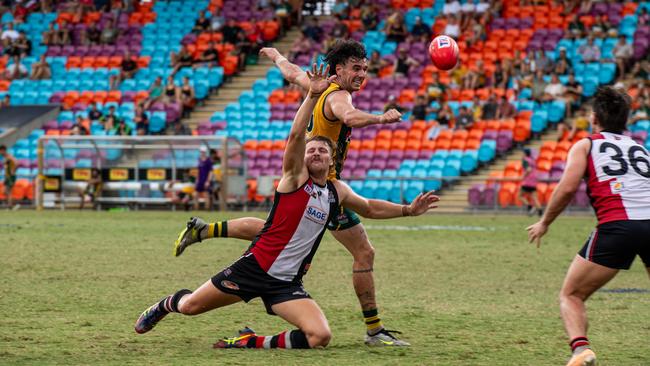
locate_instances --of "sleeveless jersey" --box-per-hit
[585,132,650,225]
[3,157,15,178]
[308,82,352,180]
[248,178,339,282]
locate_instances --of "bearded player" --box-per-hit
[527,87,650,366]
[135,64,439,350]
[174,40,408,346]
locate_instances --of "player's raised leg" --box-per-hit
[134,279,241,334]
[331,222,410,346]
[216,298,331,349]
[559,255,618,366]
[174,216,265,256]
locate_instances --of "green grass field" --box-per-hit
[1,211,648,365]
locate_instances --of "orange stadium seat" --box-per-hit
[376,139,391,150]
[465,138,481,150]
[348,140,361,150]
[107,91,122,103]
[405,138,422,150]
[272,140,286,151]
[391,139,406,150]
[258,140,272,150]
[421,139,436,151]
[377,130,392,140]
[360,140,376,150]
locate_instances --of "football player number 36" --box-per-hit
[600,142,650,178]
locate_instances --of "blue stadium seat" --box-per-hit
[478,140,496,163]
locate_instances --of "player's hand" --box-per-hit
[259,47,282,62]
[379,109,402,124]
[407,191,439,216]
[526,221,548,248]
[306,63,333,96]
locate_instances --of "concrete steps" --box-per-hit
[182,29,303,129]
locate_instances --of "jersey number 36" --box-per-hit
[600,142,650,178]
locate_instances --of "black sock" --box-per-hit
[157,289,192,314]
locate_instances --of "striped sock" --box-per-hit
[246,330,310,349]
[157,289,192,314]
[205,221,228,239]
[570,336,590,355]
[363,309,384,336]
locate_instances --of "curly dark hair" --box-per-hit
[323,39,367,76]
[593,86,631,134]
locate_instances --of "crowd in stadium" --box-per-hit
[0,0,648,211]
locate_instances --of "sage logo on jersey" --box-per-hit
[305,206,328,224]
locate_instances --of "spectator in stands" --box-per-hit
[330,18,349,40]
[567,14,585,39]
[88,102,102,121]
[163,76,181,105]
[71,116,90,135]
[564,73,583,115]
[100,17,119,44]
[519,148,542,216]
[436,101,454,126]
[0,144,17,209]
[210,8,225,31]
[410,94,432,121]
[143,76,163,110]
[41,22,58,45]
[385,11,407,43]
[394,48,419,77]
[194,146,214,210]
[302,17,323,43]
[456,106,474,130]
[383,95,404,113]
[134,105,149,135]
[222,19,243,45]
[630,97,650,124]
[100,105,121,131]
[79,168,102,210]
[5,56,27,80]
[233,30,253,72]
[195,41,219,68]
[331,0,348,19]
[578,36,600,63]
[13,32,31,58]
[639,7,649,26]
[192,10,211,34]
[591,14,613,39]
[613,35,633,76]
[471,96,482,120]
[544,73,566,102]
[464,16,486,46]
[273,0,293,34]
[209,148,222,209]
[109,51,138,89]
[180,77,196,117]
[630,60,650,81]
[464,60,487,89]
[491,60,508,89]
[85,23,101,45]
[1,22,19,48]
[58,20,71,45]
[30,54,51,80]
[287,31,315,61]
[366,50,387,77]
[482,94,498,119]
[170,45,194,76]
[360,4,378,31]
[112,119,132,136]
[496,96,516,119]
[443,0,461,15]
[410,16,432,42]
[531,69,548,103]
[443,15,461,40]
[532,50,552,73]
[554,48,572,75]
[0,94,10,108]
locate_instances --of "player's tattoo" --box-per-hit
[352,268,373,273]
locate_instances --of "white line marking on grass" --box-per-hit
[364,225,497,232]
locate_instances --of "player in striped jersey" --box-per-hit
[527,87,650,366]
[135,64,439,350]
[175,40,410,346]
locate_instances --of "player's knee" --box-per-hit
[306,328,332,348]
[178,297,202,315]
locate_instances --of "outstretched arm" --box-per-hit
[335,180,439,219]
[260,47,310,91]
[328,91,402,128]
[280,63,332,190]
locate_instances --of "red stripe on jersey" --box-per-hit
[590,133,605,140]
[277,331,286,348]
[251,182,312,272]
[585,138,629,224]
